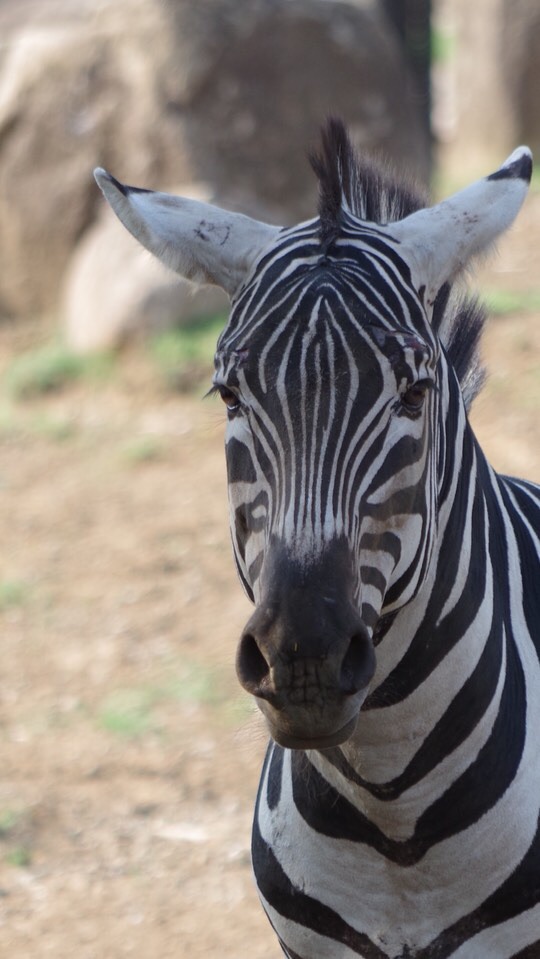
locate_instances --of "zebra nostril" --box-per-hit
[236,632,271,696]
[339,631,376,695]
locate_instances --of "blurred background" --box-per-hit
[0,1,539,956]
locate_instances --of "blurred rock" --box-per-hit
[62,200,228,353]
[0,0,430,334]
[0,0,190,319]
[160,0,430,221]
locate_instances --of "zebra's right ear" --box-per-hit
[388,146,532,308]
[93,170,281,298]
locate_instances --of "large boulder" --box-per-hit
[0,0,189,318]
[0,0,430,332]
[161,0,431,221]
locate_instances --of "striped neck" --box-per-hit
[311,410,522,843]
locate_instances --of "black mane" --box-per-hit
[309,118,487,410]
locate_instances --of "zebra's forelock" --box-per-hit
[309,117,426,246]
[309,117,352,253]
[309,118,488,411]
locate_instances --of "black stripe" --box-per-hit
[512,941,540,958]
[365,436,483,708]
[500,478,540,658]
[487,153,532,182]
[251,812,388,958]
[290,752,428,866]
[324,592,505,800]
[226,437,257,484]
[266,744,284,811]
[413,635,526,844]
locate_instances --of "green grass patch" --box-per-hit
[0,808,21,837]
[531,164,540,193]
[121,436,167,465]
[97,662,234,739]
[6,846,32,868]
[27,413,77,441]
[0,808,32,868]
[0,401,78,443]
[99,688,156,738]
[0,401,20,437]
[3,341,114,399]
[0,579,32,612]
[166,662,225,707]
[484,289,540,316]
[149,314,226,391]
[431,25,455,64]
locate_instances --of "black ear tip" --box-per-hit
[94,168,128,196]
[514,151,533,183]
[487,147,533,183]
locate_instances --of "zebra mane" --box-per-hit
[309,118,487,410]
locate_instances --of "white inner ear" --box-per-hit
[94,169,281,298]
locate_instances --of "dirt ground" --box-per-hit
[0,194,539,958]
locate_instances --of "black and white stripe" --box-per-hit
[215,127,540,958]
[95,120,540,958]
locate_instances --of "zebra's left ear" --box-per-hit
[388,147,532,308]
[93,169,281,298]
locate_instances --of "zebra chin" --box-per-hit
[259,701,366,751]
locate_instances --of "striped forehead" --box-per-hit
[215,221,431,383]
[214,298,432,407]
[217,219,429,355]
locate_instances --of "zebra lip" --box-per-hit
[266,714,358,751]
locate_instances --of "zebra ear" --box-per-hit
[388,147,532,308]
[93,169,281,298]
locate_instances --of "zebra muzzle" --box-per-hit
[236,598,376,749]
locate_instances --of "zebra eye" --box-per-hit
[401,380,430,412]
[217,385,241,415]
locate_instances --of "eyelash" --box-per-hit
[207,384,242,415]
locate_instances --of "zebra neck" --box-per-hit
[309,428,519,839]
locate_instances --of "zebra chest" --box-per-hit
[253,799,433,958]
[252,745,540,959]
[252,748,439,958]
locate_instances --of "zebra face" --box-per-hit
[94,123,531,752]
[213,253,440,748]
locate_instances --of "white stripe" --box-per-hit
[258,747,540,956]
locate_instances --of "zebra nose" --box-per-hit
[236,630,273,699]
[339,628,376,694]
[235,609,375,702]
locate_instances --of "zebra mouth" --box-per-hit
[265,713,359,751]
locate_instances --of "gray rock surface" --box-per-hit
[0,0,430,342]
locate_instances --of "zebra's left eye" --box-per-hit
[217,385,242,415]
[401,380,431,413]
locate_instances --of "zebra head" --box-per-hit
[95,122,531,750]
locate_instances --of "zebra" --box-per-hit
[95,119,540,958]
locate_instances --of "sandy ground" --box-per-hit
[0,195,539,958]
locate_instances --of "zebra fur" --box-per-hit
[95,120,540,958]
